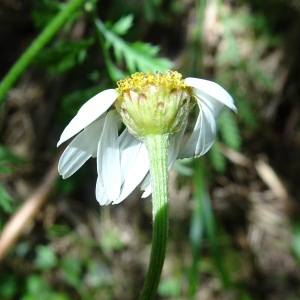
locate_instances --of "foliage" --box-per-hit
[31,0,85,30]
[217,109,241,151]
[35,39,94,73]
[0,145,24,213]
[31,0,62,29]
[94,16,173,81]
[209,138,227,173]
[0,145,24,173]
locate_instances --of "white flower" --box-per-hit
[57,72,237,205]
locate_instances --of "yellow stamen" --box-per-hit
[116,71,186,94]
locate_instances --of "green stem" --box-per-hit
[0,0,88,103]
[139,134,169,300]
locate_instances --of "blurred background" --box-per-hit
[0,0,300,299]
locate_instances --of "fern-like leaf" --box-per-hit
[217,110,241,150]
[95,17,173,78]
[236,94,258,129]
[208,138,227,173]
[109,15,134,36]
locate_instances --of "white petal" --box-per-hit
[117,143,149,204]
[141,184,152,198]
[179,101,216,158]
[117,128,144,202]
[168,122,187,167]
[58,117,105,179]
[97,110,121,202]
[119,129,143,184]
[96,177,111,205]
[141,173,151,198]
[184,78,237,117]
[57,89,118,146]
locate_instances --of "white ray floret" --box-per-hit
[58,117,105,179]
[57,89,119,146]
[96,110,121,203]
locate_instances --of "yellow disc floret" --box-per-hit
[116,71,187,94]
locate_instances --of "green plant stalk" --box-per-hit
[0,0,88,103]
[139,134,169,300]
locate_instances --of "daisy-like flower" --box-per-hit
[57,71,237,205]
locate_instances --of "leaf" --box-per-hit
[292,222,300,264]
[35,245,58,270]
[0,185,14,213]
[217,110,241,151]
[35,38,94,73]
[109,15,134,35]
[105,59,126,81]
[192,160,231,288]
[173,157,194,177]
[158,277,181,297]
[61,257,82,287]
[31,0,83,34]
[0,145,24,173]
[0,273,18,298]
[236,94,258,129]
[95,18,173,76]
[208,138,227,173]
[31,0,61,29]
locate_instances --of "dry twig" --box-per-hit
[0,155,59,262]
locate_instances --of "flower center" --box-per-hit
[116,71,186,94]
[114,71,194,139]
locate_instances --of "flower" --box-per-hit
[57,71,237,205]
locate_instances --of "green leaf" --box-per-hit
[35,245,58,270]
[144,0,162,21]
[188,159,205,296]
[0,145,24,173]
[95,18,173,76]
[35,38,94,73]
[0,145,24,165]
[292,222,300,264]
[158,277,181,297]
[61,257,82,287]
[193,160,231,288]
[100,227,125,253]
[110,15,134,35]
[237,94,259,129]
[105,59,126,81]
[209,138,227,173]
[0,273,18,297]
[22,275,69,300]
[173,157,194,177]
[31,0,83,34]
[24,275,49,296]
[217,110,241,150]
[0,185,14,213]
[31,0,62,29]
[47,223,71,238]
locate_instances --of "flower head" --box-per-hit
[57,71,237,205]
[115,71,195,137]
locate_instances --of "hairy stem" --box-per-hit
[139,134,169,300]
